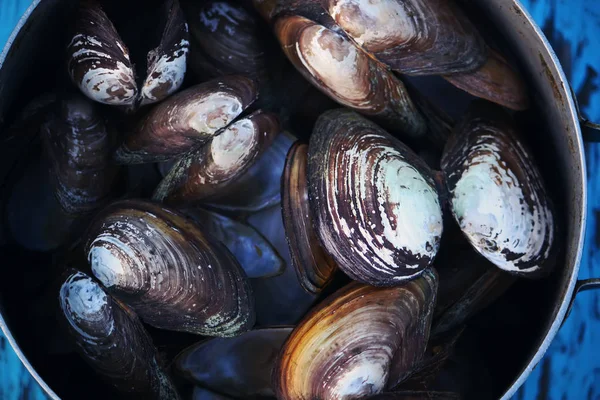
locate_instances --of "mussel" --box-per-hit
[59,270,179,399]
[193,388,234,400]
[282,141,337,294]
[115,75,258,164]
[153,110,280,205]
[308,109,443,286]
[6,94,117,251]
[43,93,118,214]
[67,0,189,108]
[85,199,255,337]
[273,270,437,400]
[186,0,273,83]
[441,102,556,277]
[176,327,292,397]
[273,15,427,140]
[181,207,285,278]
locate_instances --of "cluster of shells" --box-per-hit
[2,0,557,399]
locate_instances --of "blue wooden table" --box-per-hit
[1,0,599,398]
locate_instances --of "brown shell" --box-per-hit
[273,270,438,400]
[67,0,137,106]
[273,15,427,140]
[176,327,292,397]
[153,110,280,206]
[85,199,255,337]
[59,270,179,399]
[441,102,555,278]
[42,93,118,215]
[308,110,443,286]
[282,141,337,294]
[320,0,487,75]
[444,49,529,111]
[115,75,258,164]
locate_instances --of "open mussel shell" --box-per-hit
[366,392,460,400]
[114,75,258,164]
[153,110,279,205]
[441,102,555,278]
[320,0,486,76]
[186,0,270,82]
[273,270,438,400]
[443,49,529,111]
[308,110,443,286]
[42,93,118,215]
[273,15,427,140]
[282,141,337,294]
[85,199,255,337]
[67,0,188,108]
[181,207,285,278]
[176,327,292,397]
[59,270,179,399]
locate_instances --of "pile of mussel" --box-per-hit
[2,0,557,399]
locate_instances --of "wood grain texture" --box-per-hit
[0,0,599,399]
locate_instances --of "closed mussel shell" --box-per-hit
[115,75,258,164]
[176,327,292,398]
[273,15,427,140]
[67,0,137,106]
[273,270,438,400]
[85,199,255,337]
[43,93,118,215]
[282,141,337,294]
[153,110,279,205]
[140,0,189,106]
[182,207,285,278]
[320,0,487,76]
[187,0,270,82]
[308,110,443,286]
[441,102,555,277]
[59,270,179,399]
[193,388,234,400]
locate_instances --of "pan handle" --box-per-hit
[570,85,600,142]
[562,279,600,324]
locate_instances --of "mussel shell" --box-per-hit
[308,110,443,286]
[273,15,427,140]
[366,392,460,400]
[153,110,280,206]
[59,270,179,399]
[282,141,337,294]
[176,327,292,397]
[115,75,258,164]
[273,270,438,400]
[85,199,255,337]
[42,94,117,215]
[321,0,486,76]
[202,131,295,212]
[187,0,269,82]
[441,102,555,277]
[247,203,317,325]
[140,0,189,106]
[67,0,137,106]
[443,49,529,111]
[182,207,285,278]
